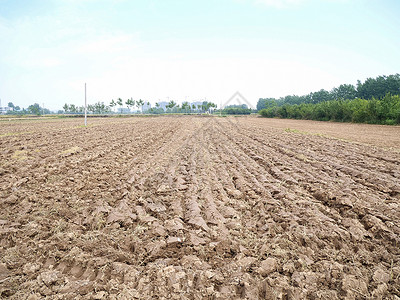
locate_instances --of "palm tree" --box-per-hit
[167,101,174,109]
[126,98,135,113]
[136,99,144,113]
[167,100,176,111]
[117,98,123,113]
[87,104,95,114]
[70,104,77,113]
[110,99,117,113]
[182,101,189,113]
[143,101,150,113]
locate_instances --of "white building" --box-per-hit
[142,102,151,112]
[157,101,168,111]
[0,106,11,114]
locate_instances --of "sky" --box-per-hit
[0,0,399,110]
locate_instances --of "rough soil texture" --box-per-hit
[0,116,399,299]
[250,118,400,151]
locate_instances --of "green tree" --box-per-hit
[257,98,278,111]
[27,103,42,115]
[93,101,108,114]
[126,98,135,112]
[223,107,251,115]
[357,74,400,99]
[181,101,190,113]
[110,99,117,112]
[87,104,95,114]
[310,89,332,104]
[136,99,144,113]
[167,100,177,112]
[331,84,357,100]
[69,104,77,113]
[117,98,123,113]
[63,103,69,113]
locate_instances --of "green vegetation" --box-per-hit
[3,102,50,115]
[258,74,400,125]
[259,94,400,125]
[222,104,252,115]
[59,99,219,115]
[63,102,111,114]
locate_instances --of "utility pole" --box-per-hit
[84,83,87,126]
[42,103,44,115]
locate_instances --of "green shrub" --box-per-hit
[259,94,400,125]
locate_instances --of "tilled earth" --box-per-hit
[0,116,399,299]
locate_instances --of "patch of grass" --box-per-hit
[74,124,95,128]
[284,128,306,134]
[284,128,328,138]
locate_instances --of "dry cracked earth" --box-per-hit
[0,116,399,299]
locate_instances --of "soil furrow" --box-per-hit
[1,116,399,299]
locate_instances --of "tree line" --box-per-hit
[222,104,252,115]
[257,74,400,109]
[3,102,51,115]
[62,99,218,114]
[2,99,219,116]
[258,74,400,125]
[259,94,400,125]
[63,102,111,114]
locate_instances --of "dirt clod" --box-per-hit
[259,257,277,276]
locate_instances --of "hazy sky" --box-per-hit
[1,0,399,110]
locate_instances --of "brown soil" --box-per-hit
[247,117,400,151]
[0,116,399,299]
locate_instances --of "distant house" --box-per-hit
[0,106,11,114]
[142,102,151,112]
[157,102,168,111]
[118,108,131,114]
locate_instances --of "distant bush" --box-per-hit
[259,94,400,125]
[222,107,252,115]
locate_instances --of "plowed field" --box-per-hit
[1,116,399,299]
